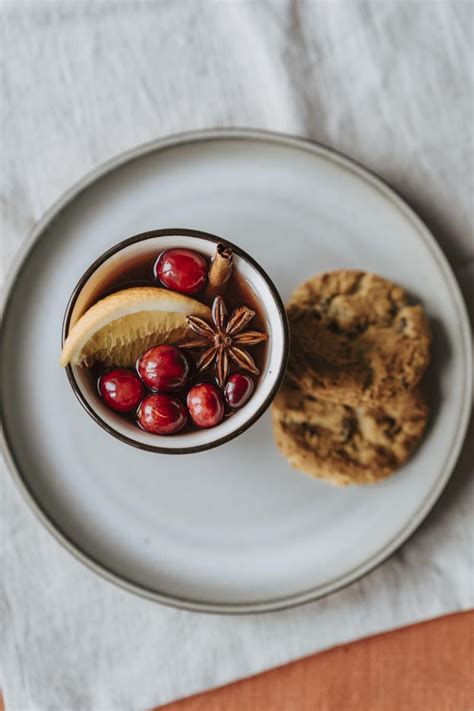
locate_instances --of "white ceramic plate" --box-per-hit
[2,129,471,614]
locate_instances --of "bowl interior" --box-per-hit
[67,233,287,451]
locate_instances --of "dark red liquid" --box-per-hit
[90,249,268,434]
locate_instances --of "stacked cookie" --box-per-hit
[272,271,432,486]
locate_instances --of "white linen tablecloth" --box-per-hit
[1,2,473,710]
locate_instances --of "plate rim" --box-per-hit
[1,127,472,614]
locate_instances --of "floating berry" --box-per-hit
[137,345,191,392]
[154,248,208,295]
[186,383,224,429]
[137,393,187,435]
[98,369,145,413]
[224,373,254,408]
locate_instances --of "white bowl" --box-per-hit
[63,228,289,453]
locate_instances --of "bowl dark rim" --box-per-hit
[2,128,471,614]
[62,228,290,455]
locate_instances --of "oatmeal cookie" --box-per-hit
[287,270,431,406]
[272,380,429,486]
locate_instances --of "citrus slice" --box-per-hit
[60,287,211,367]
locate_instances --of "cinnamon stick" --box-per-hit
[206,243,233,300]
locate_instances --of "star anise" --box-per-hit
[180,296,267,387]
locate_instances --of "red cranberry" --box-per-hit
[137,393,187,435]
[154,248,208,295]
[137,345,190,392]
[224,373,254,408]
[98,369,145,413]
[186,383,224,429]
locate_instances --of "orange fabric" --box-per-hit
[160,611,474,711]
[1,612,472,710]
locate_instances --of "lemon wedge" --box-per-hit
[60,287,210,367]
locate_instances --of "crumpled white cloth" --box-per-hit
[1,2,473,710]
